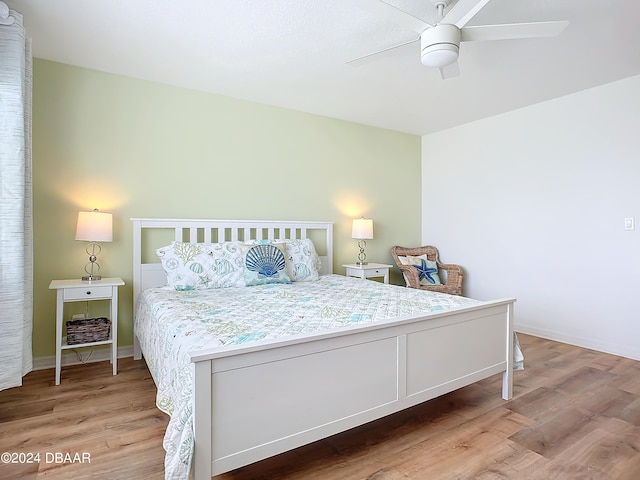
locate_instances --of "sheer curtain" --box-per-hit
[0,1,33,391]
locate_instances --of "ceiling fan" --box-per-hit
[349,0,569,79]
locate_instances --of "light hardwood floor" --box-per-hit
[1,334,639,479]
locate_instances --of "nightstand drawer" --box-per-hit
[342,263,392,284]
[63,285,113,301]
[365,269,386,277]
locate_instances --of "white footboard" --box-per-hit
[191,299,514,479]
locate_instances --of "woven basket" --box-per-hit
[66,317,111,345]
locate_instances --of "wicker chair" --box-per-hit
[391,245,463,296]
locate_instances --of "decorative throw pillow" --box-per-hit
[242,241,292,286]
[156,241,245,290]
[399,254,442,286]
[277,238,321,282]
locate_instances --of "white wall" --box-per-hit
[422,74,640,361]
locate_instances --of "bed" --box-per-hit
[131,218,517,480]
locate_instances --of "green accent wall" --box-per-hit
[32,59,421,358]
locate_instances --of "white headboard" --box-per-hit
[131,218,334,309]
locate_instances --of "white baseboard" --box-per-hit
[34,329,639,371]
[516,325,640,362]
[32,345,134,371]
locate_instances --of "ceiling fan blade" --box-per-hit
[460,21,569,42]
[439,61,460,79]
[441,0,492,28]
[347,37,419,66]
[352,0,431,32]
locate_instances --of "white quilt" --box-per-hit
[135,274,512,479]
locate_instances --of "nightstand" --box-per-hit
[342,263,393,284]
[49,277,125,385]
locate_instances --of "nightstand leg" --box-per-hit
[55,290,63,385]
[110,288,118,375]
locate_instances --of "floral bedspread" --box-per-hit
[134,275,484,479]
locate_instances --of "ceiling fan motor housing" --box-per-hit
[421,24,460,67]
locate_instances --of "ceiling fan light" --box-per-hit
[420,24,461,68]
[421,43,459,67]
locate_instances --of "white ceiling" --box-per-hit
[6,0,640,135]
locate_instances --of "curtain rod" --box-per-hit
[0,1,15,26]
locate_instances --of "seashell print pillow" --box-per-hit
[241,241,292,286]
[156,241,245,290]
[277,238,322,282]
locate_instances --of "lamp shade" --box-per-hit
[75,210,113,242]
[351,217,373,240]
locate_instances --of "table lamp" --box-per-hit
[351,217,373,265]
[75,209,112,281]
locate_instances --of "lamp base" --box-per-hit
[356,239,368,266]
[81,275,102,281]
[82,242,103,282]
